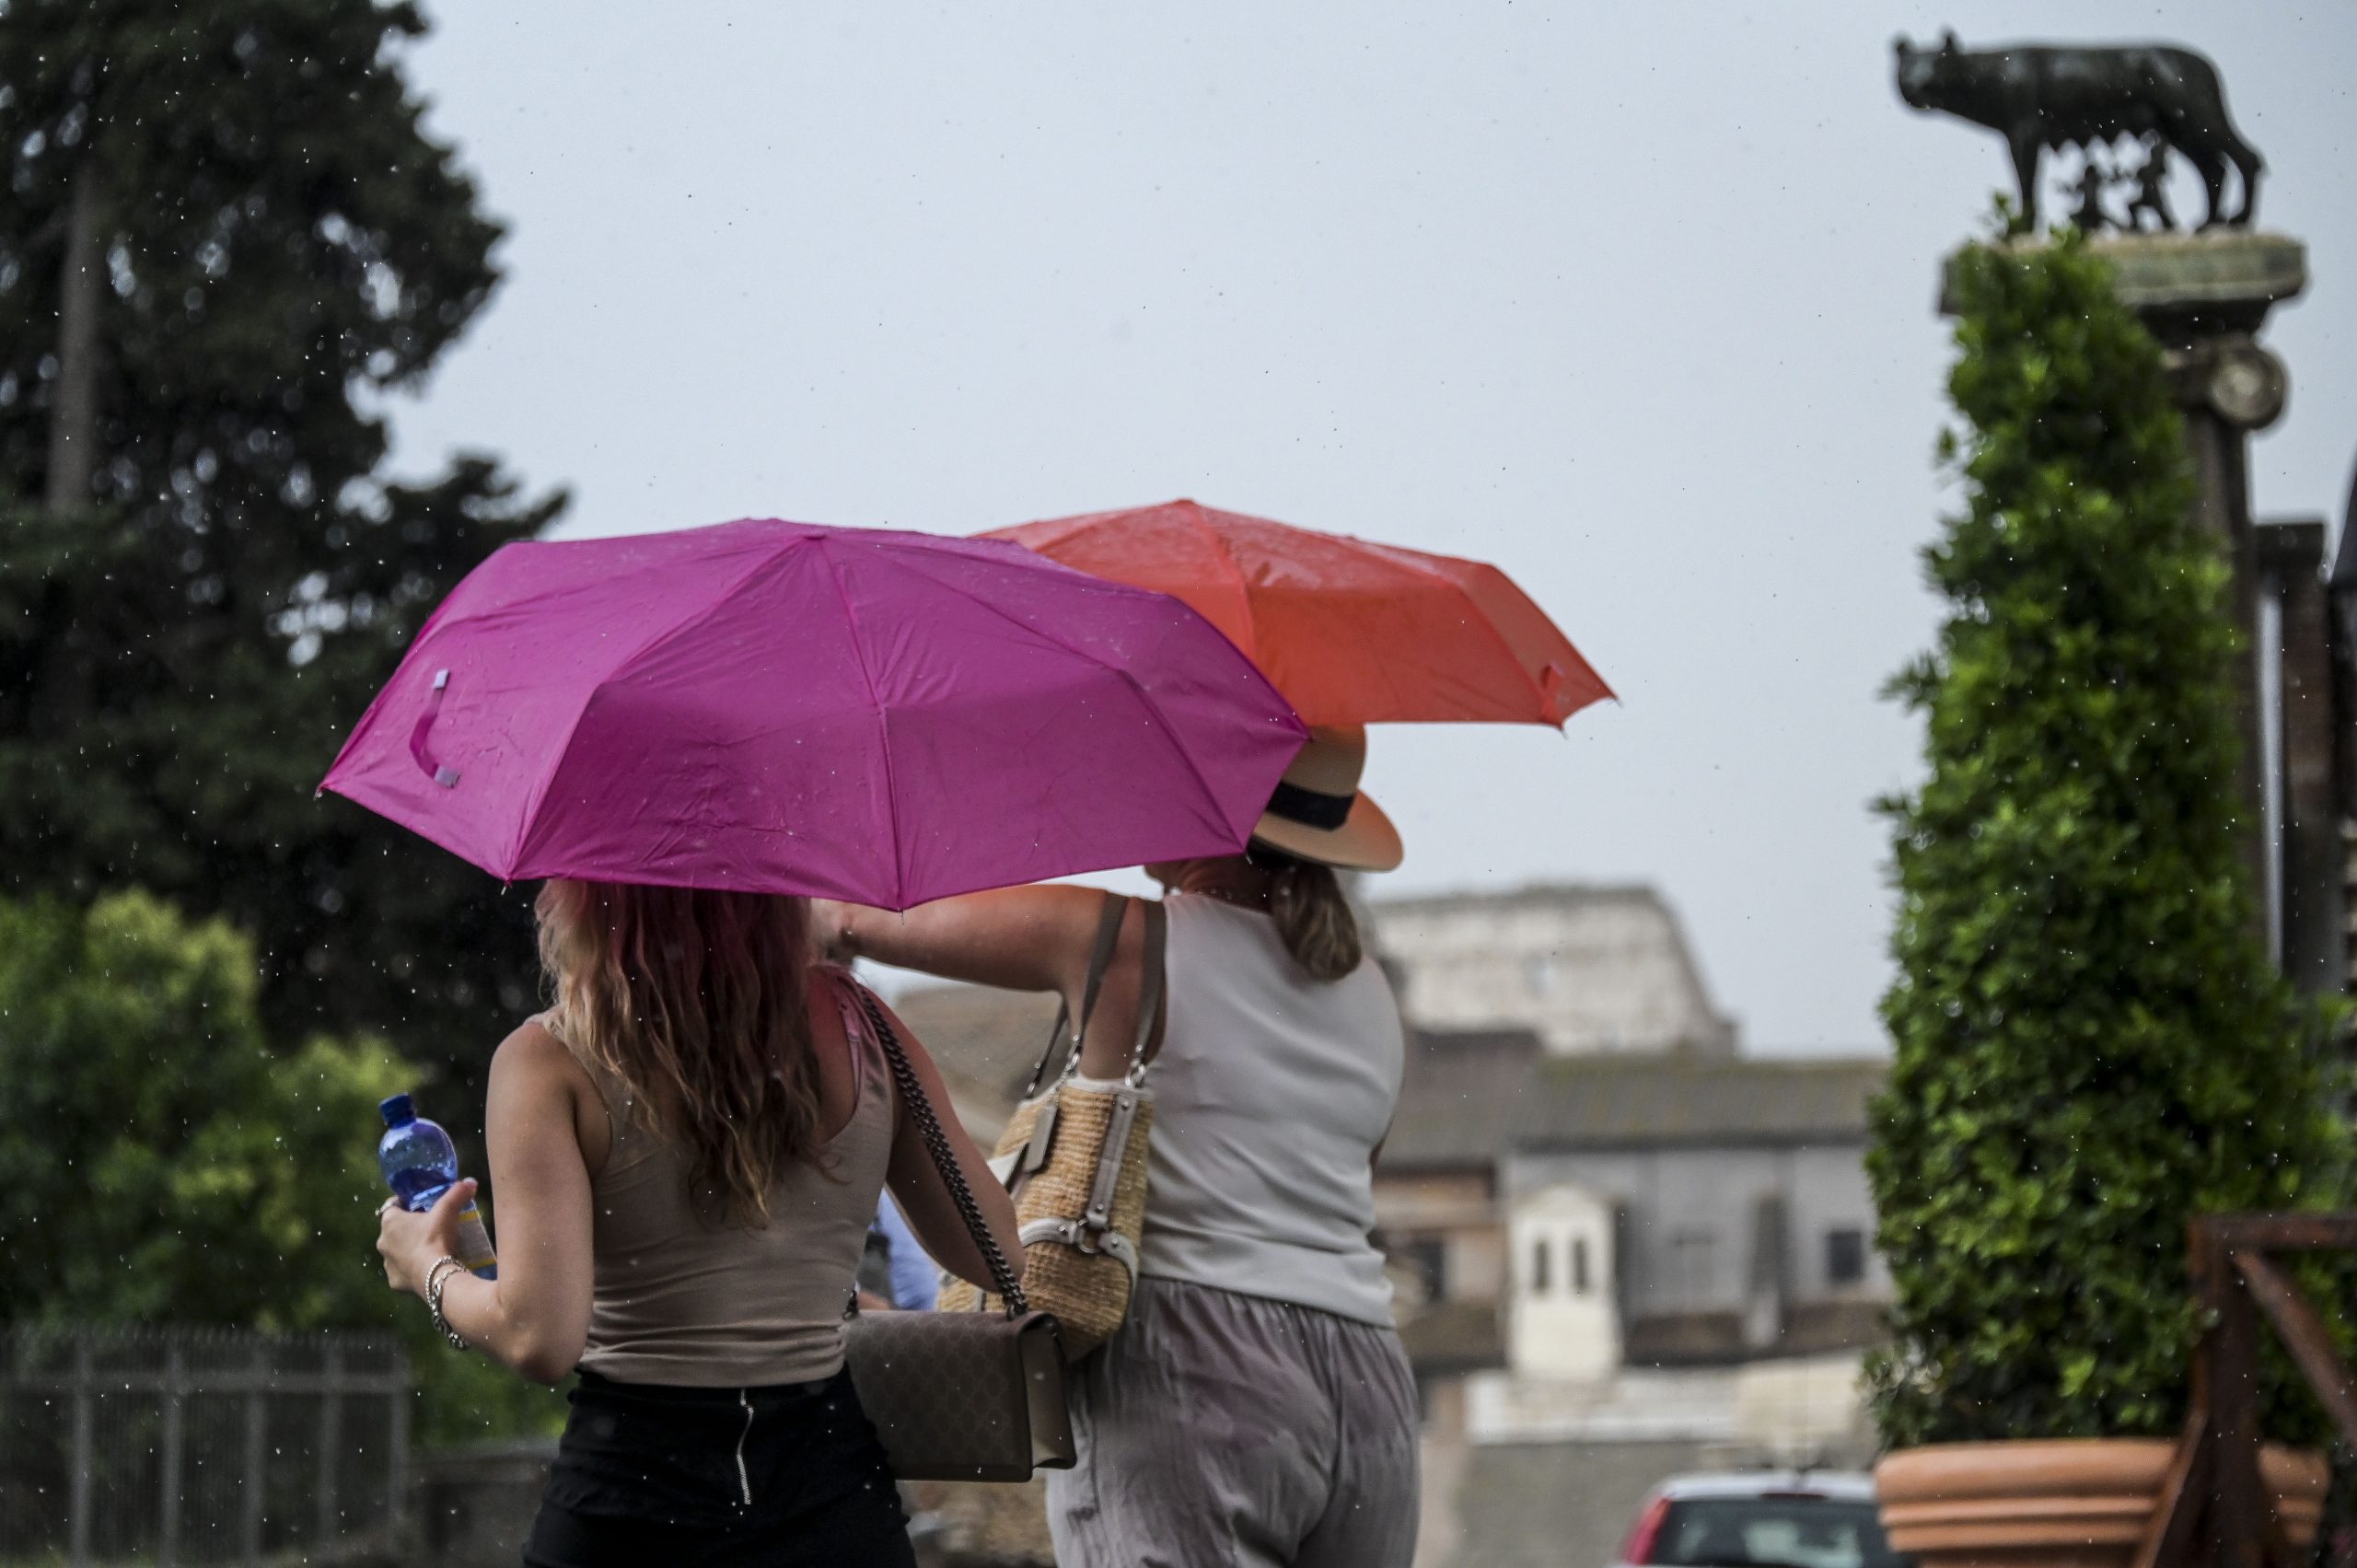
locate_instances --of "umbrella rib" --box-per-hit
[878,548,1254,842]
[507,543,790,877]
[1178,502,1263,667]
[815,540,911,910]
[1372,546,1611,719]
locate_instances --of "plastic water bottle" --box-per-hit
[377,1094,498,1279]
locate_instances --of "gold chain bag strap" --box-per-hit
[938,894,1166,1359]
[838,981,1075,1483]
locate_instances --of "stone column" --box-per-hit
[2332,524,2357,991]
[1942,231,2306,953]
[2258,518,2342,995]
[2107,234,2305,935]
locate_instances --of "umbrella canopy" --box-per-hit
[319,519,1306,909]
[981,499,1611,728]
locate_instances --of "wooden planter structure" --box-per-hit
[2134,1213,2357,1568]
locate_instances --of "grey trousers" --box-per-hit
[1047,1276,1421,1568]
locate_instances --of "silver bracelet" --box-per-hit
[424,1253,466,1298]
[424,1255,469,1350]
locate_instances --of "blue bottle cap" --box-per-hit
[378,1093,416,1127]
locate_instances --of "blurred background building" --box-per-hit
[1366,885,1737,1057]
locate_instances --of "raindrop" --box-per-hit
[363,261,400,318]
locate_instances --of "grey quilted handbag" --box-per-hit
[840,982,1076,1483]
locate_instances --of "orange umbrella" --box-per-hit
[981,499,1612,728]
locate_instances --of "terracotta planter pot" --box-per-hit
[1875,1439,2328,1567]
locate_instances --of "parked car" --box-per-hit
[1609,1470,1910,1568]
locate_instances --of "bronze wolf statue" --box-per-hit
[1895,33,2262,229]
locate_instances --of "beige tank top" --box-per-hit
[546,969,896,1388]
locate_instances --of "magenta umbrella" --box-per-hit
[319,519,1307,909]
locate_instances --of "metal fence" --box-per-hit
[0,1326,410,1566]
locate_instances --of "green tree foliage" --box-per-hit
[0,0,561,1084]
[0,890,400,1325]
[1867,226,2353,1448]
[0,889,563,1443]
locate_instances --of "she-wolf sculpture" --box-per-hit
[1894,32,2262,230]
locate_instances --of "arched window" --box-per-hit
[1572,1236,1591,1296]
[1529,1237,1551,1295]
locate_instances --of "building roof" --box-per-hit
[1376,1031,1885,1172]
[1510,1056,1886,1150]
[1373,880,1677,918]
[1376,1027,1545,1171]
[892,971,1885,1163]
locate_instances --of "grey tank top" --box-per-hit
[548,969,894,1387]
[1138,892,1406,1326]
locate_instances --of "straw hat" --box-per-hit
[1249,725,1402,873]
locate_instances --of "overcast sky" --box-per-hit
[386,2,2357,1052]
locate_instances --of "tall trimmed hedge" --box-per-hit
[1867,226,2352,1448]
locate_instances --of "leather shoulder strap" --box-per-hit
[1125,900,1168,1079]
[1024,892,1131,1097]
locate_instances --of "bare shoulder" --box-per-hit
[491,1019,596,1097]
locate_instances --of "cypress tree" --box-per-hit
[1867,225,2351,1447]
[0,1,563,1079]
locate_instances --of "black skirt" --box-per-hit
[523,1366,915,1568]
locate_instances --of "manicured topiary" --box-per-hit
[1867,221,2351,1448]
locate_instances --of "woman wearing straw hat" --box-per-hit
[822,726,1420,1568]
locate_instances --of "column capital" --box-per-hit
[1939,230,2305,429]
[1940,229,2305,339]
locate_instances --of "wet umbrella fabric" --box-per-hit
[319,519,1307,910]
[982,499,1612,729]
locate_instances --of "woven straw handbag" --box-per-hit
[837,981,1075,1483]
[938,893,1165,1359]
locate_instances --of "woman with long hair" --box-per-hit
[821,726,1421,1568]
[376,880,1018,1567]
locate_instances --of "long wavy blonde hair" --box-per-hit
[536,879,826,1225]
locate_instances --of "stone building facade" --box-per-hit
[1367,883,1738,1056]
[1497,1056,1889,1368]
[1376,1035,1889,1378]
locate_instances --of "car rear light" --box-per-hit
[1619,1493,1671,1563]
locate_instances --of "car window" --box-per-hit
[1653,1497,1907,1568]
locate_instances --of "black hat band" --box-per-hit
[1265,779,1354,831]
